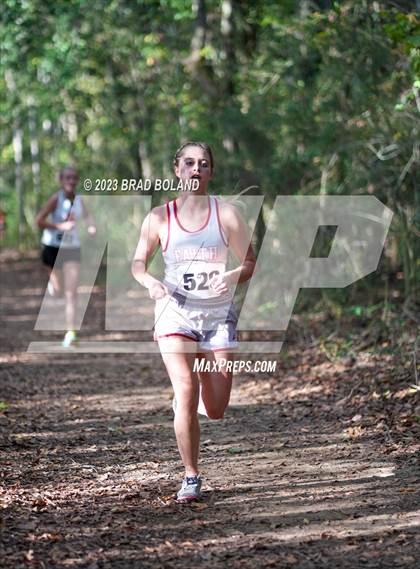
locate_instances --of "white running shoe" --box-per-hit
[62,330,78,348]
[47,280,55,297]
[176,474,202,502]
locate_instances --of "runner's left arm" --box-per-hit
[209,203,256,294]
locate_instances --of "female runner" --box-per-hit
[131,142,256,501]
[36,166,96,347]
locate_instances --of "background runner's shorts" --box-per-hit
[41,245,81,268]
[154,294,239,351]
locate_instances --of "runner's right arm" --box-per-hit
[131,208,169,300]
[36,194,74,231]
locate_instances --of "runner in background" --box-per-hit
[36,166,96,347]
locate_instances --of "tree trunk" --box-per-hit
[28,105,41,212]
[220,0,240,186]
[186,0,218,98]
[12,123,24,246]
[138,139,152,179]
[221,0,235,97]
[190,0,207,62]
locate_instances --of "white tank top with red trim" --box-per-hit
[161,195,232,303]
[41,189,83,249]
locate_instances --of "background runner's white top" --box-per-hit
[41,189,83,249]
[161,196,232,303]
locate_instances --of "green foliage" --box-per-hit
[0,0,418,299]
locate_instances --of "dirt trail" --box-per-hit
[1,252,419,568]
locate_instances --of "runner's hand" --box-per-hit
[208,272,232,295]
[56,221,75,231]
[87,225,96,236]
[148,281,169,300]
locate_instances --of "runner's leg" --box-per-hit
[158,336,200,477]
[62,261,80,331]
[46,266,63,296]
[198,349,233,419]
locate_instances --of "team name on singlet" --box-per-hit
[174,246,218,263]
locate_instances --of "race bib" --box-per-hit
[175,261,225,297]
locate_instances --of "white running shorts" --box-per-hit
[153,292,239,351]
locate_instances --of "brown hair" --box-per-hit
[173,141,214,172]
[59,165,78,179]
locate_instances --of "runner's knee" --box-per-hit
[174,379,199,410]
[65,290,77,300]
